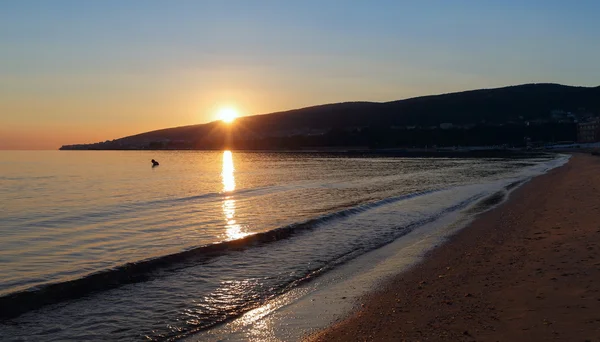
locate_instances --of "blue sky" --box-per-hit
[1,1,599,148]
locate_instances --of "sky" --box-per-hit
[1,1,599,149]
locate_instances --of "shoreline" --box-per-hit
[308,154,600,341]
[186,156,566,341]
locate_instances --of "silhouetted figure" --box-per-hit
[151,159,159,167]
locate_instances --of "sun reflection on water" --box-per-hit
[221,151,250,240]
[222,150,235,193]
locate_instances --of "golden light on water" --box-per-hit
[222,150,235,192]
[218,107,238,123]
[222,198,247,240]
[221,150,250,240]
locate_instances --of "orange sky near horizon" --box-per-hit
[1,69,458,150]
[2,1,599,150]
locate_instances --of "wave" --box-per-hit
[465,190,506,215]
[282,191,486,290]
[3,184,295,228]
[1,155,569,322]
[0,187,444,320]
[161,190,491,341]
[0,175,57,181]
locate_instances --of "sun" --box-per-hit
[217,107,238,123]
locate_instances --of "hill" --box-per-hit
[60,83,600,150]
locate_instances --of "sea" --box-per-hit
[0,150,568,341]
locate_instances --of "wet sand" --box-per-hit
[309,154,600,341]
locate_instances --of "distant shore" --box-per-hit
[308,154,600,341]
[57,147,555,159]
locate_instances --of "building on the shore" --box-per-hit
[577,118,600,143]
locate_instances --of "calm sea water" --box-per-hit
[0,150,565,341]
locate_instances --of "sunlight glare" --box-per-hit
[218,107,238,123]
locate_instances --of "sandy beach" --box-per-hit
[309,154,600,341]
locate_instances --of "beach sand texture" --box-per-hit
[309,154,600,341]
